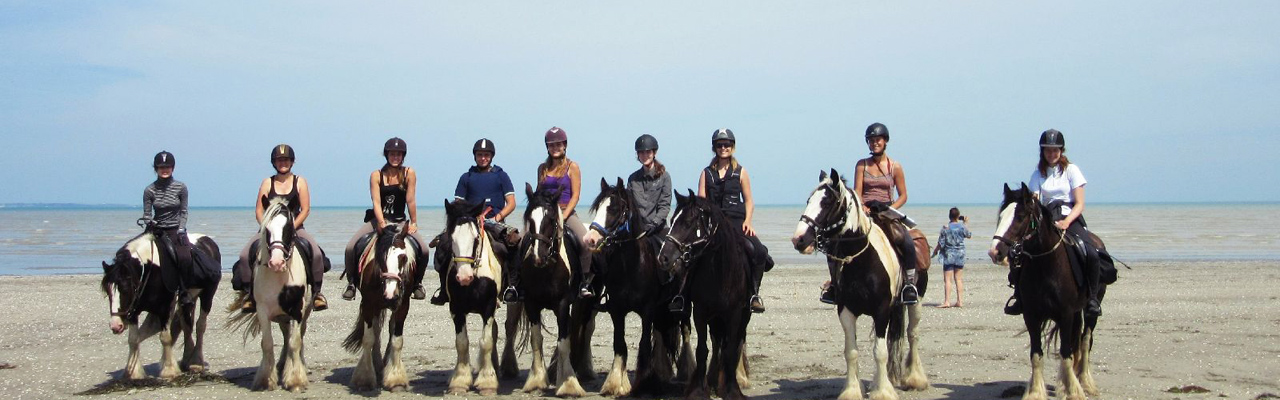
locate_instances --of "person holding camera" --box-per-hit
[932,207,971,308]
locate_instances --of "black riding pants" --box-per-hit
[157,228,192,294]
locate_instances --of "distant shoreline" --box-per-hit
[4,201,1278,210]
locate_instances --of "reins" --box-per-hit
[800,184,872,264]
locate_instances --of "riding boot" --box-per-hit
[900,267,919,305]
[1004,267,1022,315]
[820,261,839,304]
[1084,248,1102,317]
[430,267,450,305]
[342,267,359,300]
[749,257,766,313]
[579,272,597,299]
[240,289,256,313]
[411,257,429,300]
[312,283,328,311]
[503,263,523,303]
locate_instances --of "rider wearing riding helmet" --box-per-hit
[502,127,596,302]
[822,122,920,305]
[625,134,671,239]
[232,145,329,312]
[342,137,428,301]
[429,138,519,305]
[698,129,772,313]
[997,129,1109,317]
[142,151,195,305]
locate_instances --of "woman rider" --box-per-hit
[997,129,1108,317]
[342,137,428,301]
[232,144,329,312]
[142,151,194,305]
[501,127,596,302]
[821,122,920,305]
[699,129,771,313]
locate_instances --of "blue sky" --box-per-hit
[2,1,1277,207]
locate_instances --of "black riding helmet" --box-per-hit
[384,137,407,158]
[1039,129,1065,148]
[711,128,735,144]
[271,144,295,165]
[635,134,659,152]
[153,151,175,168]
[473,138,496,155]
[865,123,889,142]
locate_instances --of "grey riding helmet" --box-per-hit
[635,134,659,152]
[271,144,295,165]
[711,128,735,144]
[153,151,175,168]
[1039,129,1065,148]
[865,123,889,142]
[473,138,496,155]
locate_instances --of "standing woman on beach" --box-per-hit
[821,122,920,305]
[932,207,971,308]
[699,129,771,313]
[142,151,195,304]
[342,137,427,301]
[503,127,596,302]
[997,129,1109,317]
[231,144,329,312]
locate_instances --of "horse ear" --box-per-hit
[616,176,625,189]
[1003,183,1012,194]
[673,189,686,204]
[600,177,609,191]
[686,189,695,198]
[525,182,535,198]
[1019,182,1029,192]
[830,169,841,183]
[819,170,828,181]
[443,199,452,209]
[102,261,111,273]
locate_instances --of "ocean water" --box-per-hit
[1,203,1277,276]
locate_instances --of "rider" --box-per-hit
[697,129,772,313]
[142,150,194,305]
[999,129,1108,317]
[822,122,919,305]
[342,137,427,301]
[232,144,329,312]
[431,138,519,305]
[503,127,595,302]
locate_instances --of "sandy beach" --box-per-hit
[1,260,1277,400]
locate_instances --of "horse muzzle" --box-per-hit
[792,232,816,255]
[109,317,125,335]
[455,264,476,287]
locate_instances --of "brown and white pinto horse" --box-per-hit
[227,197,312,391]
[791,170,927,400]
[101,226,220,380]
[340,221,421,392]
[990,183,1105,400]
[440,199,504,395]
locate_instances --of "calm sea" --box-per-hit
[1,203,1276,276]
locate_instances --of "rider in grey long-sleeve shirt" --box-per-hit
[627,164,671,235]
[143,151,194,304]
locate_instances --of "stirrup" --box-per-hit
[749,295,765,313]
[240,292,256,314]
[579,282,595,299]
[342,284,357,301]
[502,286,522,303]
[819,286,837,305]
[429,288,448,306]
[1085,300,1102,317]
[900,284,919,305]
[668,295,685,313]
[312,293,328,311]
[1004,295,1022,315]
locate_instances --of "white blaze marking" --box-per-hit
[590,198,611,229]
[991,203,1018,251]
[794,188,827,239]
[109,283,122,314]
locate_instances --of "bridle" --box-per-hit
[590,193,640,250]
[110,234,160,321]
[798,184,871,264]
[263,206,296,261]
[450,215,486,267]
[525,204,563,264]
[663,204,719,266]
[992,200,1067,266]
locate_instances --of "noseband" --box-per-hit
[663,207,718,266]
[526,207,563,264]
[995,202,1067,266]
[799,186,870,263]
[450,216,485,266]
[590,196,638,249]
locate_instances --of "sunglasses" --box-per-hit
[713,142,734,149]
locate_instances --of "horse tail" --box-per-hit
[224,291,262,342]
[886,299,908,382]
[341,305,379,353]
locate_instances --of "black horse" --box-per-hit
[514,183,591,397]
[791,170,928,400]
[101,222,220,381]
[657,190,753,400]
[990,183,1106,400]
[588,178,694,396]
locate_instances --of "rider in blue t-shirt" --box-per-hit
[429,138,519,305]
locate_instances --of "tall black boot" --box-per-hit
[820,260,839,304]
[579,272,596,299]
[430,267,450,305]
[503,262,523,303]
[749,259,766,313]
[1084,248,1102,317]
[1004,267,1022,315]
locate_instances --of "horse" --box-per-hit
[101,222,221,380]
[339,221,422,392]
[989,183,1106,400]
[657,189,755,400]
[437,198,506,395]
[227,197,313,392]
[790,169,928,400]
[514,182,589,397]
[588,178,694,397]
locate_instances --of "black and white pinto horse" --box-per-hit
[657,190,754,400]
[101,225,220,380]
[791,170,928,400]
[515,183,588,397]
[439,199,504,395]
[340,221,421,392]
[588,178,693,397]
[227,197,313,391]
[989,183,1105,400]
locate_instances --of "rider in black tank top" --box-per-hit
[380,170,408,222]
[262,176,303,220]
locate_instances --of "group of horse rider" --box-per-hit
[138,124,1111,317]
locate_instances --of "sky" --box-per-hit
[2,1,1278,207]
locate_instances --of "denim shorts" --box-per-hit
[943,263,964,271]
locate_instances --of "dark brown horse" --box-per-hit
[340,222,421,392]
[657,190,753,400]
[989,183,1105,400]
[588,178,694,396]
[790,170,928,400]
[101,225,221,381]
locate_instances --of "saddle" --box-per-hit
[350,229,422,279]
[247,236,315,282]
[870,215,932,272]
[154,234,220,291]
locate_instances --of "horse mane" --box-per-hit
[100,248,139,294]
[523,187,562,226]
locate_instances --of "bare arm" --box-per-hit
[254,178,270,223]
[891,161,908,210]
[295,176,311,229]
[740,167,756,237]
[562,162,582,221]
[697,169,708,198]
[370,171,385,230]
[499,194,516,222]
[853,160,867,213]
[406,168,419,234]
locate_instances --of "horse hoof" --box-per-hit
[479,388,498,396]
[447,387,469,395]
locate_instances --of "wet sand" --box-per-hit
[0,260,1277,399]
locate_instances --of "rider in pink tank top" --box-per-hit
[860,161,895,204]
